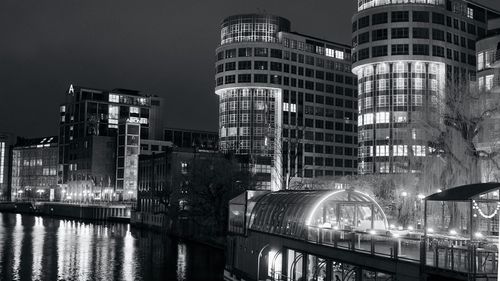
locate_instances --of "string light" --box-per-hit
[472,200,500,219]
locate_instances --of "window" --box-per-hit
[359,15,370,28]
[358,48,369,60]
[413,44,429,55]
[238,48,252,57]
[391,44,409,55]
[393,145,408,156]
[393,111,407,123]
[238,61,251,70]
[225,49,236,58]
[432,29,445,41]
[109,94,121,103]
[372,29,388,41]
[376,112,389,124]
[486,75,494,91]
[225,62,236,71]
[358,32,370,44]
[270,62,282,71]
[254,48,268,57]
[467,7,474,19]
[413,11,429,22]
[478,52,484,71]
[363,113,374,125]
[238,74,251,83]
[254,61,268,70]
[413,27,429,39]
[376,145,389,157]
[270,49,282,58]
[254,74,267,83]
[432,13,445,25]
[391,11,409,22]
[392,28,409,39]
[377,95,388,107]
[225,75,235,84]
[432,46,444,57]
[372,12,388,25]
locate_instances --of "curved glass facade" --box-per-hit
[217,87,282,156]
[220,14,290,45]
[249,189,388,238]
[351,1,486,174]
[356,61,445,174]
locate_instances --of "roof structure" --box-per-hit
[425,182,500,201]
[249,189,387,238]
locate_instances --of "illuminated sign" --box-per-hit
[68,84,74,95]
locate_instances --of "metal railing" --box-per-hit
[305,226,498,275]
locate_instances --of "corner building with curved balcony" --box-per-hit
[352,0,500,174]
[215,14,358,190]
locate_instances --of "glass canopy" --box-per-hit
[248,189,388,239]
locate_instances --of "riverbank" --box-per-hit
[0,201,131,222]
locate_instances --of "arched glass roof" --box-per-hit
[249,189,388,239]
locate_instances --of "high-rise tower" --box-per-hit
[215,14,358,190]
[352,0,499,174]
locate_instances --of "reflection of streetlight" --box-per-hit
[401,192,408,197]
[449,229,457,236]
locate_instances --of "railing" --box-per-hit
[305,226,498,276]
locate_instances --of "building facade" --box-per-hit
[59,85,164,201]
[215,14,358,190]
[11,137,59,201]
[476,17,500,181]
[352,0,500,174]
[0,132,14,201]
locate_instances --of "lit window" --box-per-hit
[60,106,66,113]
[290,104,297,113]
[394,95,406,106]
[376,63,389,74]
[413,78,424,90]
[376,112,389,123]
[283,103,289,112]
[335,50,344,60]
[395,78,406,89]
[364,113,374,125]
[130,107,139,114]
[394,62,406,73]
[377,95,388,107]
[478,53,484,71]
[109,94,120,103]
[376,145,389,156]
[467,7,473,19]
[365,81,373,93]
[378,79,388,91]
[325,48,335,58]
[109,105,119,119]
[393,145,408,156]
[486,75,494,91]
[478,77,485,90]
[412,145,426,156]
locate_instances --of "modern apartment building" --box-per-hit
[352,0,500,174]
[215,14,358,190]
[11,136,59,201]
[59,85,164,200]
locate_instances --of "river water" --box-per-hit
[0,213,225,281]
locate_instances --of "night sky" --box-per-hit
[1,0,500,138]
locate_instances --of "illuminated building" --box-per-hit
[215,14,358,190]
[59,85,164,200]
[11,136,59,201]
[476,17,500,181]
[352,0,500,174]
[0,132,14,201]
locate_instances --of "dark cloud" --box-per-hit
[0,0,499,137]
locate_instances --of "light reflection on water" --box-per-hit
[0,213,224,281]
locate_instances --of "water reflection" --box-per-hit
[0,213,224,281]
